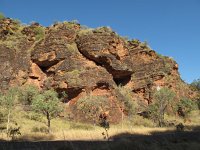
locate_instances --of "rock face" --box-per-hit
[0,18,195,122]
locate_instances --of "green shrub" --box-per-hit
[24,112,44,122]
[177,98,197,117]
[19,85,39,105]
[191,78,200,91]
[78,28,93,36]
[149,88,175,127]
[34,26,45,41]
[95,26,113,33]
[62,20,79,29]
[0,12,5,20]
[129,39,140,47]
[66,43,78,52]
[76,95,110,123]
[116,86,138,116]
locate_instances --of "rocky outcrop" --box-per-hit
[0,18,195,122]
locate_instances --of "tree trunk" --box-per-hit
[6,109,11,137]
[46,111,51,133]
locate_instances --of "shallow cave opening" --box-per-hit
[39,65,49,73]
[57,88,83,103]
[113,75,131,86]
[67,88,83,103]
[96,82,110,89]
[38,65,55,76]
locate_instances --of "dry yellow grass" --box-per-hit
[0,126,175,141]
[53,127,175,141]
[0,108,199,141]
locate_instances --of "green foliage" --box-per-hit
[32,89,63,132]
[66,43,78,52]
[32,89,63,118]
[177,98,197,117]
[78,28,93,36]
[0,87,20,136]
[62,20,79,29]
[116,86,138,116]
[163,62,172,74]
[0,87,19,111]
[191,78,200,91]
[130,39,140,47]
[19,85,39,105]
[95,26,113,33]
[34,26,45,41]
[66,70,83,86]
[149,88,175,126]
[0,12,5,20]
[76,95,110,122]
[190,78,200,109]
[24,112,44,122]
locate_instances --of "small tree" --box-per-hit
[31,89,63,133]
[177,98,197,118]
[149,88,175,127]
[190,78,200,110]
[191,78,200,90]
[0,87,19,137]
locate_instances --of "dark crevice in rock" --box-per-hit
[113,74,131,86]
[66,88,83,101]
[29,76,39,79]
[96,81,110,90]
[96,55,133,79]
[33,60,59,68]
[38,65,49,73]
[75,44,133,85]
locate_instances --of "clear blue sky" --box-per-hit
[0,0,199,83]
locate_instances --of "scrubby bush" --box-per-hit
[78,28,93,36]
[177,98,197,118]
[129,39,140,47]
[0,12,5,20]
[116,86,138,116]
[148,88,175,127]
[34,26,45,41]
[76,95,110,124]
[191,78,200,90]
[19,85,39,106]
[66,43,78,52]
[191,78,200,110]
